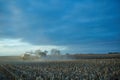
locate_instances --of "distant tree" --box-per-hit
[44,50,48,55]
[35,49,47,57]
[51,49,61,56]
[66,53,70,55]
[108,52,120,54]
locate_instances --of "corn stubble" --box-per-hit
[0,59,120,80]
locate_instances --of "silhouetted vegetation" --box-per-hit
[108,52,120,54]
[69,54,120,59]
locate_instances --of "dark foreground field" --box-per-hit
[0,54,120,80]
[0,59,120,80]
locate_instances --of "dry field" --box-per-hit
[0,58,120,80]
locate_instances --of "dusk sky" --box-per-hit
[0,0,120,56]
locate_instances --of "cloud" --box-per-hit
[0,0,120,54]
[0,38,67,56]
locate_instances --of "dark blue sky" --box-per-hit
[0,0,120,55]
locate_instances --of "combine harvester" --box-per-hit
[21,49,47,60]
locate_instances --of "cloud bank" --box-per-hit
[0,0,120,55]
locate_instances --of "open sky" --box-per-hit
[0,0,120,56]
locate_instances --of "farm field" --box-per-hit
[0,58,120,80]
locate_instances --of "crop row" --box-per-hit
[0,59,120,80]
